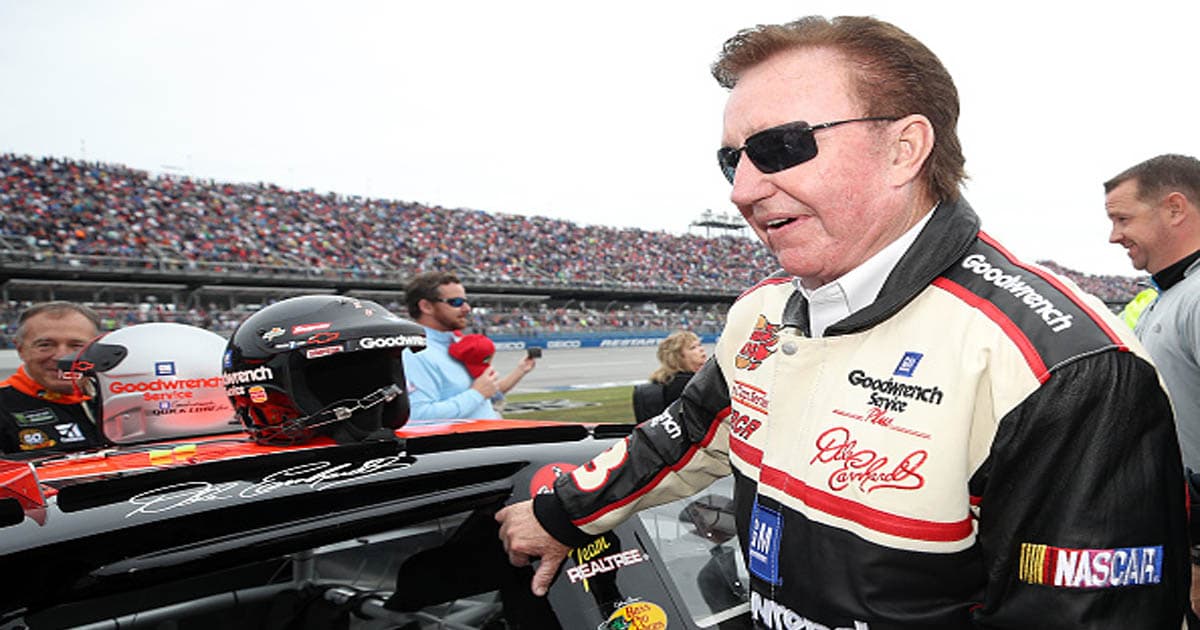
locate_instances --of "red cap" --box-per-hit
[448,334,495,378]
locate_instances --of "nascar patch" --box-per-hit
[1018,542,1162,588]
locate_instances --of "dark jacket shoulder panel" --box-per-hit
[937,232,1127,381]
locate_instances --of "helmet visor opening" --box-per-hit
[304,350,397,407]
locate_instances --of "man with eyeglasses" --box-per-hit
[401,271,536,421]
[498,15,1189,628]
[1,301,108,454]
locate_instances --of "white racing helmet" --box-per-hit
[63,322,238,443]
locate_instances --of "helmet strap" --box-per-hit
[254,384,403,445]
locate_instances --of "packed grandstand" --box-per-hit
[0,153,1149,348]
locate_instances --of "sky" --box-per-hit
[2,1,1198,278]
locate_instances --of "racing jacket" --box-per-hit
[535,197,1190,629]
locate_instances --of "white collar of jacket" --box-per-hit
[780,196,982,337]
[795,208,935,338]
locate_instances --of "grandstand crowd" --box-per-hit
[0,152,1148,349]
[0,154,775,292]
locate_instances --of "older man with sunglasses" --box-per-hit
[498,15,1190,628]
[401,271,535,421]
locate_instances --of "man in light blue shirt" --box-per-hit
[401,271,535,420]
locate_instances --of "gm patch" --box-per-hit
[893,351,923,377]
[1018,542,1162,588]
[749,502,782,585]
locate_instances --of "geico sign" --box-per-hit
[359,335,423,350]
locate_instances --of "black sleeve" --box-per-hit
[970,350,1190,628]
[661,372,693,409]
[630,382,666,423]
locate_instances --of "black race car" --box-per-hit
[0,419,749,629]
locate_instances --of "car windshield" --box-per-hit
[635,475,749,628]
[312,508,561,629]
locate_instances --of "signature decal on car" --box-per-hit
[125,455,412,517]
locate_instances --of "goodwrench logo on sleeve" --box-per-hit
[960,254,1073,332]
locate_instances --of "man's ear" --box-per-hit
[418,298,436,317]
[1163,191,1192,226]
[888,114,935,188]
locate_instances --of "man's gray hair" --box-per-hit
[14,301,101,345]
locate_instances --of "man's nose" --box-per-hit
[1108,225,1123,244]
[729,159,770,207]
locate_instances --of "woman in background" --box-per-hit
[632,330,707,422]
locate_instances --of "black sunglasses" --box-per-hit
[717,116,899,184]
[434,297,469,307]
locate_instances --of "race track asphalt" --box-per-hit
[492,345,661,393]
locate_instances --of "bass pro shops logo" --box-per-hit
[735,315,781,371]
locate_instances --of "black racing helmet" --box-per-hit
[223,295,426,445]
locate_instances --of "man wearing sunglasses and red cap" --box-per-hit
[401,271,536,421]
[498,15,1189,628]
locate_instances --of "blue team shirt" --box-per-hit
[402,327,499,421]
